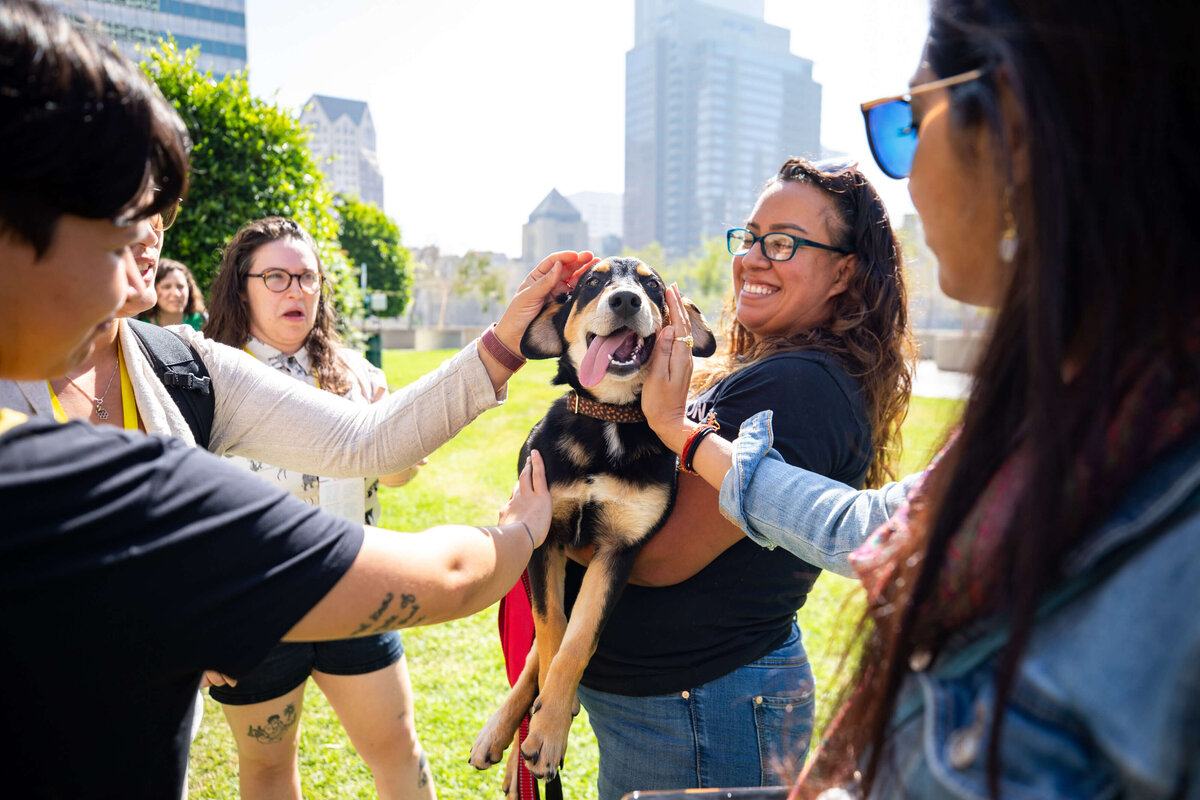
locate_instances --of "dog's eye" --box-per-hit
[645,279,662,291]
[585,275,600,287]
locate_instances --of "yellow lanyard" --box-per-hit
[0,407,28,435]
[46,346,137,430]
[243,345,320,389]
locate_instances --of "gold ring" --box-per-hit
[674,335,694,348]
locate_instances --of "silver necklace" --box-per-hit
[62,362,119,420]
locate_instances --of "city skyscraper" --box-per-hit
[300,95,385,208]
[624,0,821,256]
[48,0,247,77]
[522,190,588,263]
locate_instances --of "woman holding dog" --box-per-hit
[641,0,1200,796]
[567,158,913,798]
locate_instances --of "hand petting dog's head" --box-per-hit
[522,257,716,405]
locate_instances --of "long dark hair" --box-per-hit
[144,259,206,318]
[806,0,1200,795]
[204,217,351,396]
[0,0,189,256]
[695,158,914,488]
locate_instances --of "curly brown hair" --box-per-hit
[203,217,352,396]
[693,158,914,488]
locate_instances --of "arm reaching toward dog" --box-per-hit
[478,251,598,391]
[286,450,550,640]
[642,286,737,493]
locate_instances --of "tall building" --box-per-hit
[625,0,821,256]
[568,191,624,255]
[48,0,247,77]
[299,95,385,208]
[522,190,589,263]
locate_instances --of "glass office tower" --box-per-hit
[625,0,821,256]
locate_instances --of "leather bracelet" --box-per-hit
[480,323,526,372]
[679,412,720,475]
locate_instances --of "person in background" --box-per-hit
[202,216,436,800]
[640,0,1200,796]
[142,257,206,330]
[0,3,557,795]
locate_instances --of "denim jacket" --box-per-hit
[720,411,1200,799]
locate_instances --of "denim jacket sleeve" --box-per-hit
[718,410,922,577]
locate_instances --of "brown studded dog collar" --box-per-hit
[564,391,647,423]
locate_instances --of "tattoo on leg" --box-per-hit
[246,703,298,744]
[417,750,430,788]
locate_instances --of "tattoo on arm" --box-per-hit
[352,592,423,635]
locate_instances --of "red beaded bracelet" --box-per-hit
[679,412,720,475]
[480,324,526,372]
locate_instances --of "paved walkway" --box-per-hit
[912,359,972,400]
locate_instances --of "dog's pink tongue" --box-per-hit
[579,332,629,388]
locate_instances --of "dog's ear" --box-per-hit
[520,294,569,359]
[680,296,718,358]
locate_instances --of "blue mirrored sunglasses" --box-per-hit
[859,68,984,179]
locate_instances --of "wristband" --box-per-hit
[679,412,720,475]
[481,323,526,372]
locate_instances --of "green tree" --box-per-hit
[140,41,360,320]
[336,196,411,317]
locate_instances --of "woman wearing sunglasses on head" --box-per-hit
[642,0,1200,797]
[533,158,912,799]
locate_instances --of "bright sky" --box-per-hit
[245,0,932,257]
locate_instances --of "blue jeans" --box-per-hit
[577,622,814,800]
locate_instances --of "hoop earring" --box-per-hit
[999,187,1019,263]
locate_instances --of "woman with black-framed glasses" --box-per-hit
[202,216,438,799]
[640,0,1200,797]
[554,158,913,799]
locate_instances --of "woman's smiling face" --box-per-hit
[733,180,852,339]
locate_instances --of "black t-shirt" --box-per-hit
[0,416,363,797]
[567,351,871,695]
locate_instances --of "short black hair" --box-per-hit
[0,0,190,256]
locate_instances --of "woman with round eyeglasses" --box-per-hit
[552,158,913,799]
[200,216,435,799]
[640,0,1200,797]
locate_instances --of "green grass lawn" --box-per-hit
[187,350,962,799]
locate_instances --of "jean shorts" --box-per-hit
[210,631,404,706]
[577,622,814,800]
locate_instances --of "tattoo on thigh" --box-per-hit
[246,703,298,744]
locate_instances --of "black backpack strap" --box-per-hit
[127,319,215,449]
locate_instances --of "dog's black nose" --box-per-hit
[608,290,642,318]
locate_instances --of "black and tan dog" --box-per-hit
[469,257,715,788]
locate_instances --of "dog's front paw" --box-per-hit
[520,695,573,781]
[469,710,514,770]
